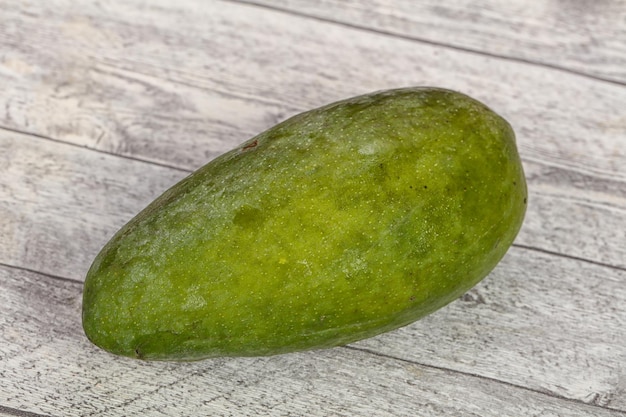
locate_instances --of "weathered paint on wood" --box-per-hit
[241,0,626,84]
[1,0,625,415]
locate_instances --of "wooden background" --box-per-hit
[1,1,625,416]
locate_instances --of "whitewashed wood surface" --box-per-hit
[1,1,625,416]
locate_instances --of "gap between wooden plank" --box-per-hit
[0,405,51,417]
[225,0,626,88]
[0,261,81,286]
[513,243,626,274]
[0,125,191,174]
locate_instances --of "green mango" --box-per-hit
[82,87,527,361]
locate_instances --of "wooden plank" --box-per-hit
[516,160,626,270]
[239,0,626,84]
[2,0,626,272]
[1,128,625,411]
[1,264,624,417]
[1,0,624,173]
[0,128,187,282]
[1,0,297,169]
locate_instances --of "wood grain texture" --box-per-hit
[239,0,626,84]
[1,264,624,417]
[0,128,187,282]
[0,406,51,417]
[3,0,625,171]
[1,0,625,415]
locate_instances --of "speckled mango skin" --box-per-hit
[82,87,527,361]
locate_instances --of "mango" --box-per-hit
[82,87,527,361]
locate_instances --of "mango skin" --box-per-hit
[82,87,527,361]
